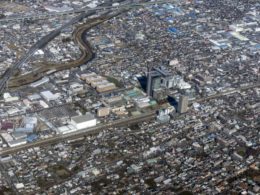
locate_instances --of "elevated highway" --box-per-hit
[8,10,127,87]
[0,0,128,94]
[0,11,94,94]
[0,0,176,23]
[0,0,177,93]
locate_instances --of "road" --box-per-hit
[0,0,128,95]
[0,82,258,155]
[191,82,260,104]
[0,0,176,23]
[8,10,127,87]
[0,11,93,94]
[0,112,156,156]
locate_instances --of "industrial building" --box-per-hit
[22,116,37,130]
[57,113,97,134]
[70,83,84,93]
[97,107,110,117]
[56,125,77,135]
[96,83,116,93]
[30,77,50,88]
[8,139,27,148]
[40,91,59,102]
[3,92,19,102]
[15,127,33,134]
[81,72,117,93]
[70,112,97,130]
[0,132,27,148]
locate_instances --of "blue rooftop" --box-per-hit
[168,27,180,35]
[27,134,38,142]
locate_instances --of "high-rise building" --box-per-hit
[153,88,167,102]
[146,67,171,97]
[178,95,188,113]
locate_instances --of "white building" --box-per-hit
[15,183,25,190]
[40,91,59,102]
[70,83,84,93]
[30,77,49,88]
[8,139,27,148]
[3,93,19,102]
[57,125,77,135]
[70,113,97,130]
[1,133,14,143]
[23,116,37,127]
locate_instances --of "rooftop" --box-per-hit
[71,112,96,123]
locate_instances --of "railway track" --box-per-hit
[0,112,155,156]
[0,0,129,93]
[8,11,126,87]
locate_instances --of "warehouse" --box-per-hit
[70,112,97,130]
[40,91,59,102]
[8,139,27,148]
[96,83,116,93]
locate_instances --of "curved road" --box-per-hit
[8,12,123,87]
[0,11,95,93]
[0,0,128,94]
[0,0,175,23]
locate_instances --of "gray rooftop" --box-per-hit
[71,112,95,124]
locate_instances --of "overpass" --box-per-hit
[7,10,130,87]
[0,0,177,95]
[0,0,176,23]
[0,0,123,95]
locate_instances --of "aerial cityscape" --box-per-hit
[0,0,259,194]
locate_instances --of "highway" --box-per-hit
[0,11,93,94]
[0,112,156,156]
[1,0,159,92]
[8,10,127,87]
[0,0,176,23]
[0,0,129,94]
[1,0,259,155]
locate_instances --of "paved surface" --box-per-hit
[191,83,260,104]
[8,11,126,87]
[0,0,128,94]
[0,11,93,94]
[0,112,156,156]
[0,0,175,23]
[1,82,258,156]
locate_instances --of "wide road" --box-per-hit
[0,112,156,156]
[0,0,175,23]
[0,0,128,94]
[1,82,259,156]
[191,82,260,104]
[8,10,127,87]
[0,12,92,94]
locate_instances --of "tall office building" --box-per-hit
[178,95,188,113]
[146,67,171,97]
